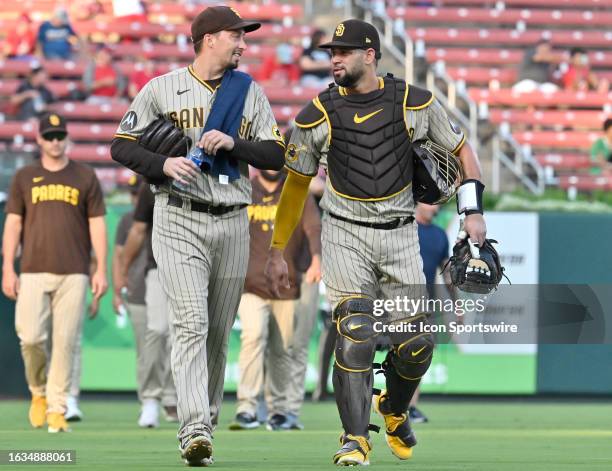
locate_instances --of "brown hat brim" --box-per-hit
[318,40,365,50]
[40,127,67,136]
[226,20,261,33]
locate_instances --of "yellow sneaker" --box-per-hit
[372,390,416,460]
[333,434,372,466]
[47,412,71,433]
[29,396,47,428]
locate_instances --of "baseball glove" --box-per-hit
[138,116,192,157]
[444,237,508,294]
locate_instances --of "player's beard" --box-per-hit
[335,66,364,88]
[227,50,242,70]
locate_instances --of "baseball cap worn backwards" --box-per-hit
[39,112,68,137]
[319,19,381,59]
[191,6,261,44]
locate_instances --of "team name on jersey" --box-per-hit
[168,108,254,139]
[32,184,80,206]
[247,203,277,222]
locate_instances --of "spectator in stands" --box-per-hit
[10,64,55,120]
[128,55,157,100]
[513,39,559,94]
[256,38,301,84]
[2,13,36,60]
[36,8,79,60]
[590,118,612,175]
[83,46,127,103]
[299,30,332,88]
[561,48,609,94]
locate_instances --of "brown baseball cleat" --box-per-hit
[180,434,213,467]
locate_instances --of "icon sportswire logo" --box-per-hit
[353,108,383,124]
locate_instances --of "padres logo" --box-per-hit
[230,7,242,18]
[49,114,60,126]
[335,23,345,37]
[285,143,302,163]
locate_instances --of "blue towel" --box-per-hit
[198,69,252,182]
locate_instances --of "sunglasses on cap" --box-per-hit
[42,132,67,142]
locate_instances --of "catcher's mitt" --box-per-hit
[444,238,508,294]
[138,116,192,157]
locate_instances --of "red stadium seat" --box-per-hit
[513,131,600,150]
[427,48,612,68]
[558,175,612,191]
[396,0,612,6]
[488,110,609,129]
[390,6,612,27]
[0,121,118,142]
[446,66,612,86]
[0,20,310,42]
[0,1,303,20]
[468,89,612,108]
[411,28,611,49]
[535,153,593,170]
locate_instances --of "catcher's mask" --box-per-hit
[412,139,462,205]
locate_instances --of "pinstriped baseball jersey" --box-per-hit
[114,65,284,206]
[285,80,464,223]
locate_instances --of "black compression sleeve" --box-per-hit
[229,139,284,170]
[110,138,168,183]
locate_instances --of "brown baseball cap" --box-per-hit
[39,112,67,137]
[319,19,381,60]
[191,6,261,44]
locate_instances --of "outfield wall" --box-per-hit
[1,206,611,396]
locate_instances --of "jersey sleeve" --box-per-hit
[284,119,327,177]
[247,82,285,148]
[133,185,155,224]
[115,213,131,246]
[86,171,106,217]
[426,98,466,154]
[5,170,25,215]
[114,80,161,140]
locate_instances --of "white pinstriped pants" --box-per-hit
[321,214,427,317]
[152,194,249,442]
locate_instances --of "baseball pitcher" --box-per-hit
[110,6,284,466]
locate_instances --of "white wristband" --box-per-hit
[456,180,484,214]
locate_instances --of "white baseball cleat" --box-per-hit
[138,399,160,428]
[64,395,83,422]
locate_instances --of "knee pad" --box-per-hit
[391,333,434,380]
[334,297,379,373]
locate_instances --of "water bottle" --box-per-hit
[173,147,203,190]
[116,286,129,329]
[116,303,128,329]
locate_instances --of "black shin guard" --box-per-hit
[381,354,421,416]
[380,332,434,416]
[333,366,374,437]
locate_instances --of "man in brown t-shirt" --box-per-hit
[229,169,321,431]
[2,112,107,433]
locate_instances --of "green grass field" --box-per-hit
[1,399,611,470]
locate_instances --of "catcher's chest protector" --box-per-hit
[319,76,413,200]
